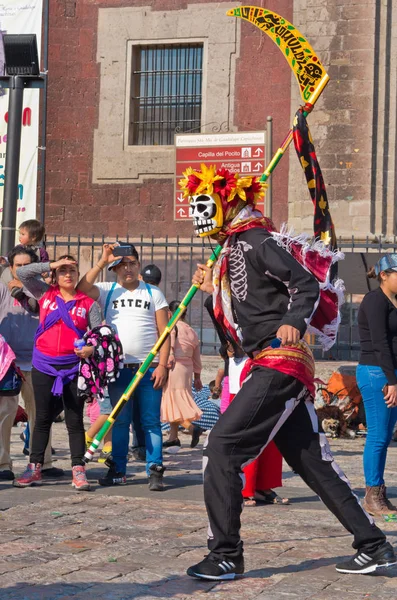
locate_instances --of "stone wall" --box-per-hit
[44,0,397,240]
[288,0,397,239]
[45,0,292,237]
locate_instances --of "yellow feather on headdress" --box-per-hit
[179,163,267,204]
[178,164,223,198]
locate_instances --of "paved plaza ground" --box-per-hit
[1,363,397,599]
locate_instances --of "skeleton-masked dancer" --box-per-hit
[180,164,395,580]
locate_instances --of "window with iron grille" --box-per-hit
[130,44,203,146]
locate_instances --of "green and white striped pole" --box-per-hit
[83,243,223,463]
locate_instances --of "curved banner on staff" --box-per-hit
[227,6,329,104]
[0,0,43,243]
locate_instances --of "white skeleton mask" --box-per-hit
[189,194,223,237]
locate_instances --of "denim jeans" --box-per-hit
[356,364,397,486]
[108,367,163,475]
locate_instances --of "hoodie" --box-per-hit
[0,282,38,368]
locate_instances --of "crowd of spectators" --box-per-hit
[3,220,397,532]
[0,224,225,493]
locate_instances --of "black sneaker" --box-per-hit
[148,464,165,491]
[335,541,396,574]
[163,438,181,448]
[98,467,127,487]
[190,425,203,449]
[187,553,244,580]
[0,470,14,481]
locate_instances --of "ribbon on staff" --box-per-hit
[293,109,336,251]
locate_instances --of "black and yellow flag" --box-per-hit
[293,109,336,250]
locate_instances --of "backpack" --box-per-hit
[0,362,23,396]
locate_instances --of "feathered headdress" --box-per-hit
[179,163,266,217]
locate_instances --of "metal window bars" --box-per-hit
[130,44,203,146]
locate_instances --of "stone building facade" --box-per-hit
[45,0,397,240]
[288,0,397,239]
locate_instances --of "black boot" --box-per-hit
[98,460,127,486]
[190,425,203,448]
[148,464,165,491]
[381,484,397,511]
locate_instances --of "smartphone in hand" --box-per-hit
[113,245,134,257]
[382,383,388,397]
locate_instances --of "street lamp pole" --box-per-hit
[0,75,24,255]
[0,34,44,255]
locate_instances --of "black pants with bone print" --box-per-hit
[203,365,385,558]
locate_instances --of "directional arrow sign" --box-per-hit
[174,132,265,221]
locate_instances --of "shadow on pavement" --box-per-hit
[0,577,214,600]
[332,449,366,457]
[2,559,397,600]
[245,556,397,578]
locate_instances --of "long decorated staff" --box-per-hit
[84,6,330,463]
[227,6,329,186]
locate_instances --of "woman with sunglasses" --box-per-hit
[13,255,101,490]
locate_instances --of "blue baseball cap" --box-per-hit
[374,254,397,276]
[108,257,122,271]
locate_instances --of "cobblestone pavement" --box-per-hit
[1,404,397,598]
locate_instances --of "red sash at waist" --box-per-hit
[240,341,315,397]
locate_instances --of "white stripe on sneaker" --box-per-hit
[358,555,372,564]
[219,560,236,573]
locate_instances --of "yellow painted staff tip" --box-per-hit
[227,5,329,104]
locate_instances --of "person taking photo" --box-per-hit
[77,243,169,491]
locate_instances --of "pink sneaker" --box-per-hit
[72,465,91,491]
[13,463,42,487]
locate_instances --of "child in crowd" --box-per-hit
[85,390,113,463]
[1,219,49,286]
[208,380,221,409]
[18,219,49,262]
[140,264,162,287]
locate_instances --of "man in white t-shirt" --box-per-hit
[77,243,170,491]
